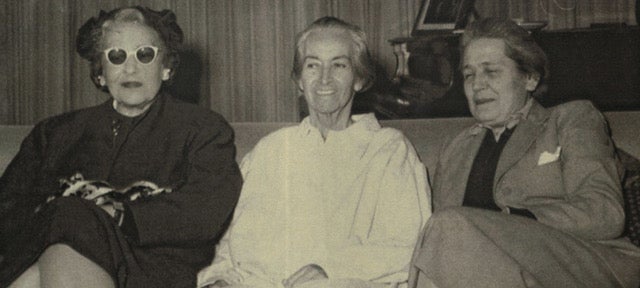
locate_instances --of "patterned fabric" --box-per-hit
[620,149,640,247]
[35,172,173,226]
[53,173,170,204]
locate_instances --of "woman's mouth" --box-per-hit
[121,81,143,88]
[316,89,336,95]
[475,98,495,105]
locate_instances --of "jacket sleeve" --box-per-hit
[197,148,257,287]
[121,118,243,246]
[526,102,625,240]
[0,123,48,253]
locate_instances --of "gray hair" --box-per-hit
[291,16,375,92]
[461,18,548,89]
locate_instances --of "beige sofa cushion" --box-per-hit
[1,111,639,176]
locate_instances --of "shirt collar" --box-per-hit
[470,97,534,141]
[298,113,380,139]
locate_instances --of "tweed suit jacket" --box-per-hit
[432,100,626,241]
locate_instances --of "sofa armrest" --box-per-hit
[619,149,640,247]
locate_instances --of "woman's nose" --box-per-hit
[122,56,138,74]
[320,67,331,84]
[472,73,487,91]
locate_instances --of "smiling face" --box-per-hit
[462,38,539,127]
[99,22,170,116]
[298,30,363,122]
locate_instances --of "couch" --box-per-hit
[2,111,640,245]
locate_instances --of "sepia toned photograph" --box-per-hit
[1,1,639,287]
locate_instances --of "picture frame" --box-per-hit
[412,0,476,36]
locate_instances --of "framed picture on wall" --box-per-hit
[412,0,476,35]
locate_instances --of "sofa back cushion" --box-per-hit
[0,125,32,176]
[231,122,296,166]
[381,118,475,179]
[2,112,639,176]
[2,113,640,247]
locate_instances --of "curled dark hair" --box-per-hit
[460,18,548,91]
[76,6,184,92]
[291,16,376,93]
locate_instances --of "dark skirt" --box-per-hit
[0,197,198,288]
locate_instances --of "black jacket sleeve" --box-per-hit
[121,117,243,246]
[0,123,47,253]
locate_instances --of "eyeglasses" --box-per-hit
[103,46,159,65]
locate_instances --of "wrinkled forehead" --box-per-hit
[100,21,162,50]
[462,38,509,67]
[302,28,356,57]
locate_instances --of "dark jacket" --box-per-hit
[0,92,242,274]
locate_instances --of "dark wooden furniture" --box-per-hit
[369,26,640,119]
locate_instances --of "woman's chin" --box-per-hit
[113,99,155,116]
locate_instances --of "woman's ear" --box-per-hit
[162,68,171,81]
[525,73,540,92]
[98,76,106,86]
[353,79,364,93]
[297,80,304,92]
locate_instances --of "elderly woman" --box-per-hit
[197,17,431,288]
[408,18,640,288]
[0,6,242,288]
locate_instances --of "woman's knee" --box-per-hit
[39,244,114,288]
[419,207,497,247]
[40,243,82,266]
[428,207,477,226]
[8,264,39,288]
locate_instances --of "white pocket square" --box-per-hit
[538,146,561,165]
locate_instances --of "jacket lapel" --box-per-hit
[494,101,550,189]
[438,128,485,208]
